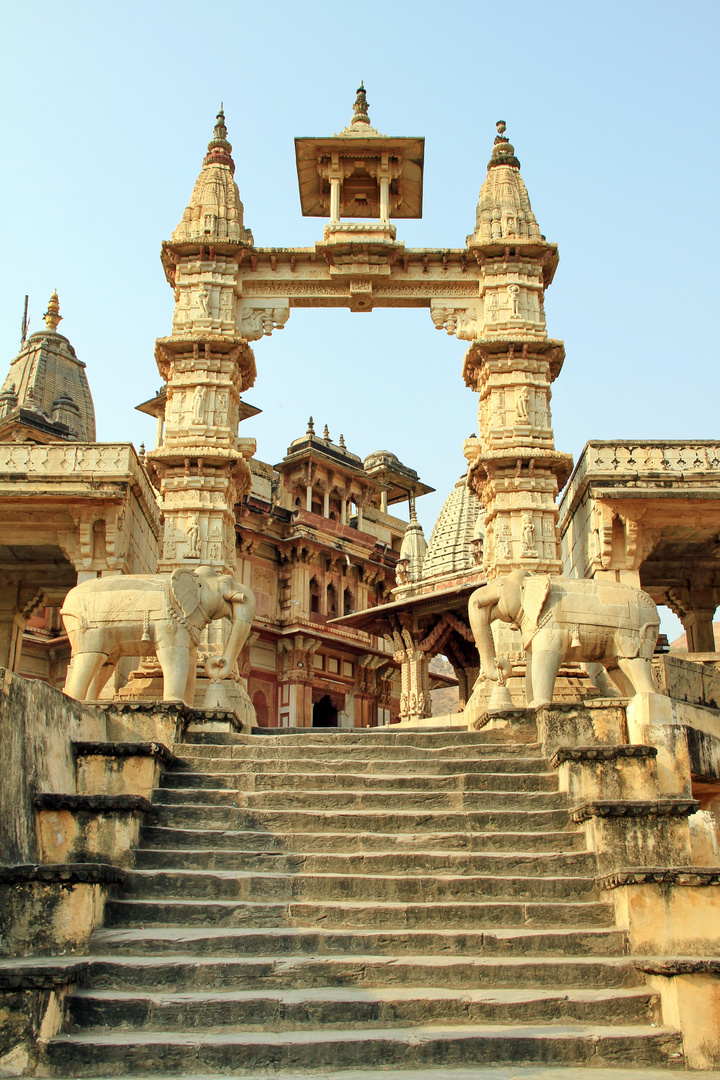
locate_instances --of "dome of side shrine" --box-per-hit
[0,293,95,442]
[421,476,484,582]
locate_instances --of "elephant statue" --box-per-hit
[468,569,659,708]
[61,566,255,705]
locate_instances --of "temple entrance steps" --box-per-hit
[42,726,687,1075]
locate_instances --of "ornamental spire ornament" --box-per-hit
[43,291,62,333]
[350,82,371,128]
[203,103,235,173]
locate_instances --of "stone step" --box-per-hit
[172,754,549,775]
[90,925,627,958]
[66,985,661,1032]
[140,825,587,854]
[132,848,597,878]
[160,770,558,793]
[174,741,542,761]
[70,954,647,993]
[105,897,616,931]
[179,730,529,748]
[42,1022,683,1075]
[119,868,598,903]
[151,787,567,811]
[149,805,573,833]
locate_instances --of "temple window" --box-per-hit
[309,577,320,613]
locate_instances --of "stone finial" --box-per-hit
[139,442,146,462]
[351,82,371,128]
[203,104,235,174]
[488,119,520,170]
[307,416,315,435]
[323,424,331,441]
[43,291,62,333]
[339,434,346,449]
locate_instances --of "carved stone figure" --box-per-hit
[192,386,205,423]
[468,569,660,708]
[521,512,537,556]
[515,386,530,421]
[61,567,256,704]
[186,517,200,557]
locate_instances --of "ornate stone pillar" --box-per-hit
[386,627,431,723]
[461,125,573,583]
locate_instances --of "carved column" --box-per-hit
[386,628,431,722]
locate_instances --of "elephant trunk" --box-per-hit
[474,606,501,683]
[205,588,256,682]
[470,587,512,685]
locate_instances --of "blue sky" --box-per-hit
[1,0,718,638]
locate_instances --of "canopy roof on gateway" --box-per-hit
[295,83,424,219]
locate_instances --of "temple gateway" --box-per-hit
[1,87,719,1076]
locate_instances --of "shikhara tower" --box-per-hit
[462,123,573,582]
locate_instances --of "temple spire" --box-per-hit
[350,82,371,128]
[43,291,62,333]
[203,104,235,173]
[488,119,521,169]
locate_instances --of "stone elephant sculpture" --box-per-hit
[61,566,255,705]
[468,569,659,708]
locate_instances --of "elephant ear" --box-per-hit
[521,574,551,633]
[170,568,201,619]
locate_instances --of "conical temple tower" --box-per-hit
[462,122,573,581]
[136,109,258,721]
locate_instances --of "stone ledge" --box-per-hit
[0,958,89,990]
[0,862,126,885]
[636,957,720,976]
[33,794,152,813]
[551,744,657,768]
[72,740,176,764]
[94,701,237,720]
[572,798,699,823]
[598,866,720,889]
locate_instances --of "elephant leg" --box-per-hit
[184,647,198,705]
[605,664,635,698]
[524,653,534,709]
[64,652,108,700]
[616,657,657,696]
[527,647,563,708]
[157,645,191,703]
[87,662,116,700]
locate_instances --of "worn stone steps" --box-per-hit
[104,897,616,931]
[132,847,597,878]
[42,1022,684,1075]
[66,985,661,1032]
[150,804,573,833]
[161,770,558,793]
[140,824,587,853]
[173,754,549,775]
[75,954,644,993]
[152,787,568,811]
[120,867,597,903]
[89,925,627,958]
[43,728,688,1076]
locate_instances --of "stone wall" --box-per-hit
[0,669,104,863]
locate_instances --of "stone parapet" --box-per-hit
[0,863,125,957]
[34,794,153,868]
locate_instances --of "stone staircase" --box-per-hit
[42,726,687,1076]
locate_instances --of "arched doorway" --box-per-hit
[312,694,338,727]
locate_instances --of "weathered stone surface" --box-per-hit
[0,670,104,864]
[34,795,152,867]
[0,864,124,958]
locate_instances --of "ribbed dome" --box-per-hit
[0,300,95,441]
[421,477,483,581]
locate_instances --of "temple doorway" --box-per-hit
[312,694,338,727]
